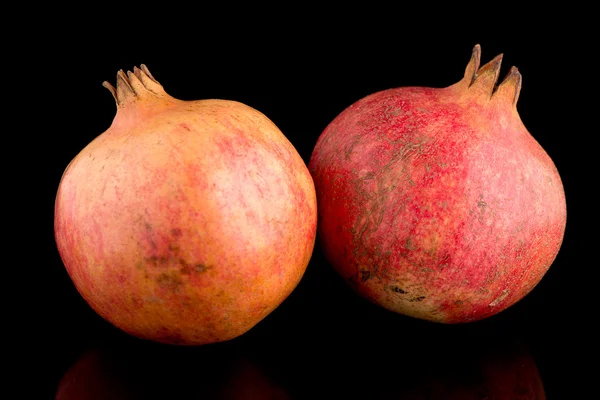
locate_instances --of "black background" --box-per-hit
[19,7,594,399]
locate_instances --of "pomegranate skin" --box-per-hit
[309,45,566,323]
[54,65,317,345]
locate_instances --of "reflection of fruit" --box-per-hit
[54,65,317,345]
[54,346,291,399]
[380,339,546,399]
[216,357,291,400]
[54,349,137,400]
[309,44,566,323]
[320,331,546,400]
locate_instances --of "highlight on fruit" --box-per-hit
[308,44,566,323]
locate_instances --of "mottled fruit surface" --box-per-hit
[309,45,566,323]
[55,65,317,344]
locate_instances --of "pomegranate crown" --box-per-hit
[461,44,522,106]
[102,64,168,107]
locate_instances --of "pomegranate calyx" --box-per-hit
[494,66,522,106]
[463,44,482,86]
[102,64,166,108]
[471,53,503,98]
[461,45,522,107]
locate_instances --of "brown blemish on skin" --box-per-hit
[408,296,426,302]
[344,136,362,160]
[384,106,402,117]
[359,171,376,181]
[156,272,183,292]
[359,268,371,282]
[390,286,407,294]
[489,289,510,307]
[179,259,211,275]
[146,255,172,266]
[404,237,417,250]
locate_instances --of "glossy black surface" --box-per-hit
[24,13,592,399]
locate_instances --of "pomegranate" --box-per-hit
[308,45,566,323]
[54,65,317,345]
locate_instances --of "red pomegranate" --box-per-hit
[308,45,566,323]
[54,65,317,345]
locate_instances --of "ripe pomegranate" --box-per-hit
[309,45,566,323]
[54,65,317,345]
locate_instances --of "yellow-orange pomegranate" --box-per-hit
[309,45,566,323]
[54,65,317,345]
